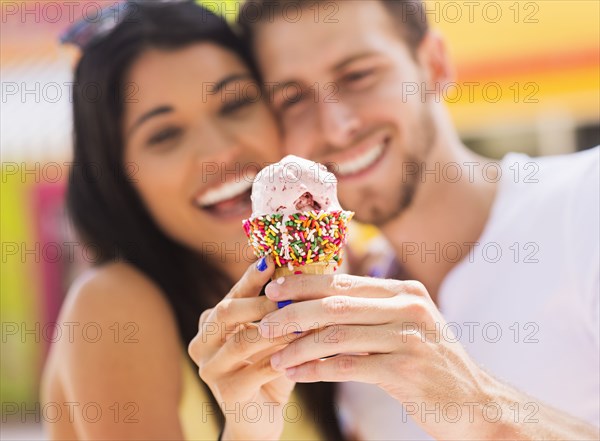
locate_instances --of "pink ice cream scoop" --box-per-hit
[243,155,353,277]
[250,155,342,218]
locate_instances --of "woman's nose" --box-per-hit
[192,121,237,159]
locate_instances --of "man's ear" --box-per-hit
[416,30,455,88]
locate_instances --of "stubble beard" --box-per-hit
[355,106,437,227]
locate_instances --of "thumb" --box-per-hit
[227,256,275,299]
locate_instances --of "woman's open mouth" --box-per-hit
[194,177,254,219]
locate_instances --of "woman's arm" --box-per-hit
[42,263,186,440]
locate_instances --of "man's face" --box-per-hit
[254,0,437,225]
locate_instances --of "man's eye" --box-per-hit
[280,92,306,111]
[342,69,374,83]
[147,127,182,146]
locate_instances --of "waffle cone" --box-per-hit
[273,260,337,279]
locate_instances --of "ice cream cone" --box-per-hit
[243,156,354,279]
[273,260,337,279]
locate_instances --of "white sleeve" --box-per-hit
[567,147,600,348]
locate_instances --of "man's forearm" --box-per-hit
[482,374,599,440]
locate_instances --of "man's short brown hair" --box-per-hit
[238,0,429,54]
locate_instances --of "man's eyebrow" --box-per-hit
[128,105,173,139]
[333,51,380,71]
[269,52,380,98]
[270,80,300,97]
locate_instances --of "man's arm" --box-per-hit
[483,376,599,440]
[256,273,599,440]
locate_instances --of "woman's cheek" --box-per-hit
[134,160,184,219]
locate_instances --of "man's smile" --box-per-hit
[323,133,391,181]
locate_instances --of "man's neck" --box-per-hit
[380,140,499,303]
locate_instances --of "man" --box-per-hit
[236,0,600,439]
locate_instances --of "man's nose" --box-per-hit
[318,98,361,149]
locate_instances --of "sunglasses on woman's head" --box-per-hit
[60,0,197,50]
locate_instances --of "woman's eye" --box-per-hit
[147,127,182,146]
[220,98,254,115]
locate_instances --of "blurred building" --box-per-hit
[435,0,599,156]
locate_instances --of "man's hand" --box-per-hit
[258,274,600,440]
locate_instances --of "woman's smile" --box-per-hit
[193,174,254,220]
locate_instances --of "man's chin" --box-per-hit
[343,183,417,227]
[364,207,405,227]
[344,201,402,226]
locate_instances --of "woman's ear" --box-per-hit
[416,29,455,89]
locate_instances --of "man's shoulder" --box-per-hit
[501,146,598,195]
[494,147,599,271]
[496,147,599,217]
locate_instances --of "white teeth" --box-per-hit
[196,177,254,207]
[336,143,385,176]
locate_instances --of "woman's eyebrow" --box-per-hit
[126,74,253,138]
[211,73,254,94]
[127,105,173,138]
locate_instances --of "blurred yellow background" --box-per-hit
[436,0,599,156]
[1,0,598,437]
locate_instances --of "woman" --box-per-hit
[41,2,342,439]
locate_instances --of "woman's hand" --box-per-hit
[188,257,299,441]
[257,274,497,440]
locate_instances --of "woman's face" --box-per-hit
[123,43,280,278]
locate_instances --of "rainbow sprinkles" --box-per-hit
[243,210,354,271]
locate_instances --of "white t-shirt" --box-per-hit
[337,147,600,440]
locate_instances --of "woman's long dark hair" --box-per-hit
[67,2,343,439]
